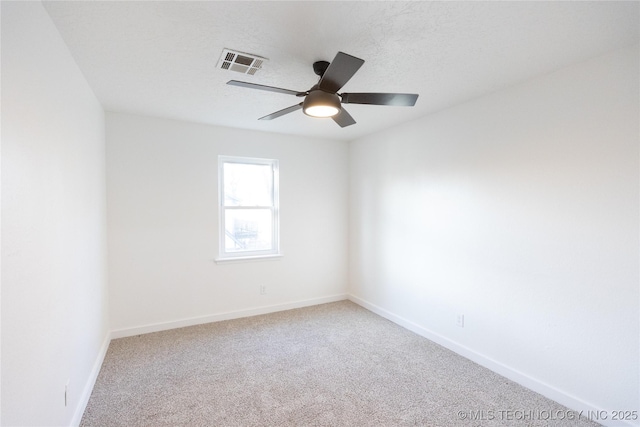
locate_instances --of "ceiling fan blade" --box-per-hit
[258,103,303,120]
[332,107,356,128]
[341,93,419,106]
[318,52,365,93]
[228,80,304,96]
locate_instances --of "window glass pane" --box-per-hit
[224,163,273,206]
[224,208,273,252]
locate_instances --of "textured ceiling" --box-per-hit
[43,1,639,142]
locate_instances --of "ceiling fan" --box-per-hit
[227,51,419,128]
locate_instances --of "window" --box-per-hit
[218,156,280,260]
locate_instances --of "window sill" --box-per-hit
[214,254,283,264]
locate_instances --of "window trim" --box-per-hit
[217,155,280,261]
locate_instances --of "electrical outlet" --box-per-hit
[456,314,465,328]
[64,380,69,407]
[260,284,267,295]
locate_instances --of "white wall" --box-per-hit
[106,113,349,334]
[1,2,109,426]
[349,45,639,423]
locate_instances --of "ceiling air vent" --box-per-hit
[217,49,267,75]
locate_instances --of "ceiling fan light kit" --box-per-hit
[227,51,419,127]
[303,90,341,118]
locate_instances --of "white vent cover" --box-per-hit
[217,49,267,75]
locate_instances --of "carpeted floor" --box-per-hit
[81,301,601,426]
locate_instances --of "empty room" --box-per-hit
[2,1,638,426]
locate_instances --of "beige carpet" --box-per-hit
[81,301,600,426]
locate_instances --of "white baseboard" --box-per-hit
[71,332,111,427]
[111,294,348,339]
[347,294,637,427]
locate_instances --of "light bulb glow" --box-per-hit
[304,105,340,117]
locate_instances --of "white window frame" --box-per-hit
[217,155,281,261]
